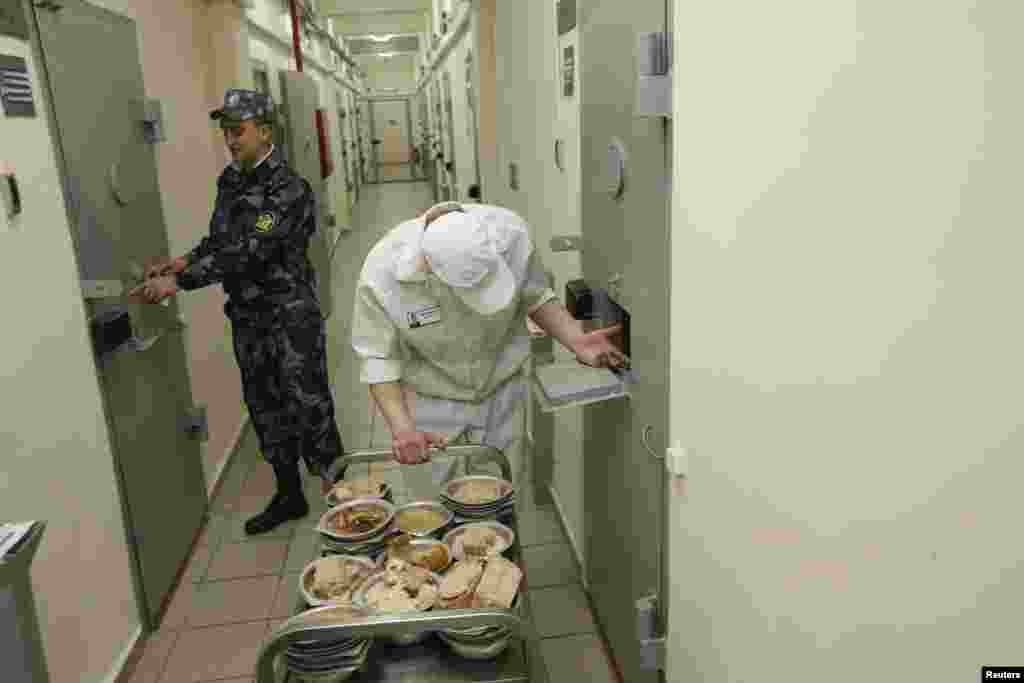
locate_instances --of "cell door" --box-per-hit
[370,99,414,183]
[442,71,458,199]
[580,0,672,681]
[279,71,333,319]
[31,0,208,630]
[464,49,482,195]
[335,91,352,202]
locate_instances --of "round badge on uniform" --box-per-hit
[254,212,276,233]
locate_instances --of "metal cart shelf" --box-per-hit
[256,446,542,683]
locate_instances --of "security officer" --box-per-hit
[352,201,628,487]
[134,89,346,535]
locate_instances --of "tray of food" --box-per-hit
[259,446,538,683]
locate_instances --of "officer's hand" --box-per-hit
[144,256,186,280]
[144,257,171,281]
[391,430,448,465]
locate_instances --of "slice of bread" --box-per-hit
[474,556,522,609]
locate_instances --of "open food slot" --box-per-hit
[257,446,539,683]
[532,282,632,413]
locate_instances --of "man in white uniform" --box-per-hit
[351,201,628,484]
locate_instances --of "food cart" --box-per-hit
[255,445,543,683]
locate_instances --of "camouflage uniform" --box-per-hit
[175,89,344,479]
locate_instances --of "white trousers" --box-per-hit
[399,371,529,498]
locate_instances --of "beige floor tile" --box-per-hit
[179,576,279,628]
[206,539,289,581]
[127,630,178,683]
[241,463,275,497]
[183,546,213,583]
[158,621,269,683]
[284,531,321,574]
[522,543,580,589]
[540,634,619,683]
[160,582,198,631]
[528,585,596,638]
[270,573,305,619]
[517,505,566,547]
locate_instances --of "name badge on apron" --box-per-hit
[407,304,442,329]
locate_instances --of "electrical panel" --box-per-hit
[0,54,35,117]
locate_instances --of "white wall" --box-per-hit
[0,32,139,683]
[669,1,1024,680]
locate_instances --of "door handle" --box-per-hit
[1,174,21,219]
[641,425,663,461]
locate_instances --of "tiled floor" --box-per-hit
[122,182,620,683]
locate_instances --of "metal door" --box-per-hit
[432,79,449,200]
[31,0,207,629]
[464,49,482,194]
[346,92,360,201]
[580,0,672,681]
[370,99,414,183]
[278,71,333,319]
[442,71,458,199]
[335,91,352,204]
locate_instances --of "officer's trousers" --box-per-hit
[231,315,344,479]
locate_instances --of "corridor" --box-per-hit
[120,183,620,683]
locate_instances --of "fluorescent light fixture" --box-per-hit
[376,52,398,58]
[367,34,395,42]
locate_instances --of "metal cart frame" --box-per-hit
[255,445,543,683]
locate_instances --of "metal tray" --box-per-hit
[256,445,539,683]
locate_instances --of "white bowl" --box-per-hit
[299,555,378,608]
[317,498,396,542]
[325,479,392,508]
[442,521,515,560]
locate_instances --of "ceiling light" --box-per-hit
[376,52,397,58]
[367,34,395,43]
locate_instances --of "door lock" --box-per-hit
[179,404,209,442]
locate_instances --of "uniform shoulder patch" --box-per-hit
[254,212,276,233]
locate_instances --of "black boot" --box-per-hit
[245,460,309,535]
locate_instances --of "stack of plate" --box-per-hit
[284,636,372,682]
[316,499,398,560]
[437,626,512,661]
[278,606,374,683]
[438,594,519,661]
[440,476,516,520]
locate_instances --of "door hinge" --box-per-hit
[180,404,209,442]
[637,594,666,672]
[639,637,667,672]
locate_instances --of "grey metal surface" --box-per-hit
[0,522,49,683]
[442,71,458,199]
[279,70,333,319]
[31,0,207,630]
[579,0,672,681]
[258,447,540,683]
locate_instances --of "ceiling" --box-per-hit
[319,0,432,16]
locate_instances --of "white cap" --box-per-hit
[420,209,516,315]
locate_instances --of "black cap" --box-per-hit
[210,88,276,123]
